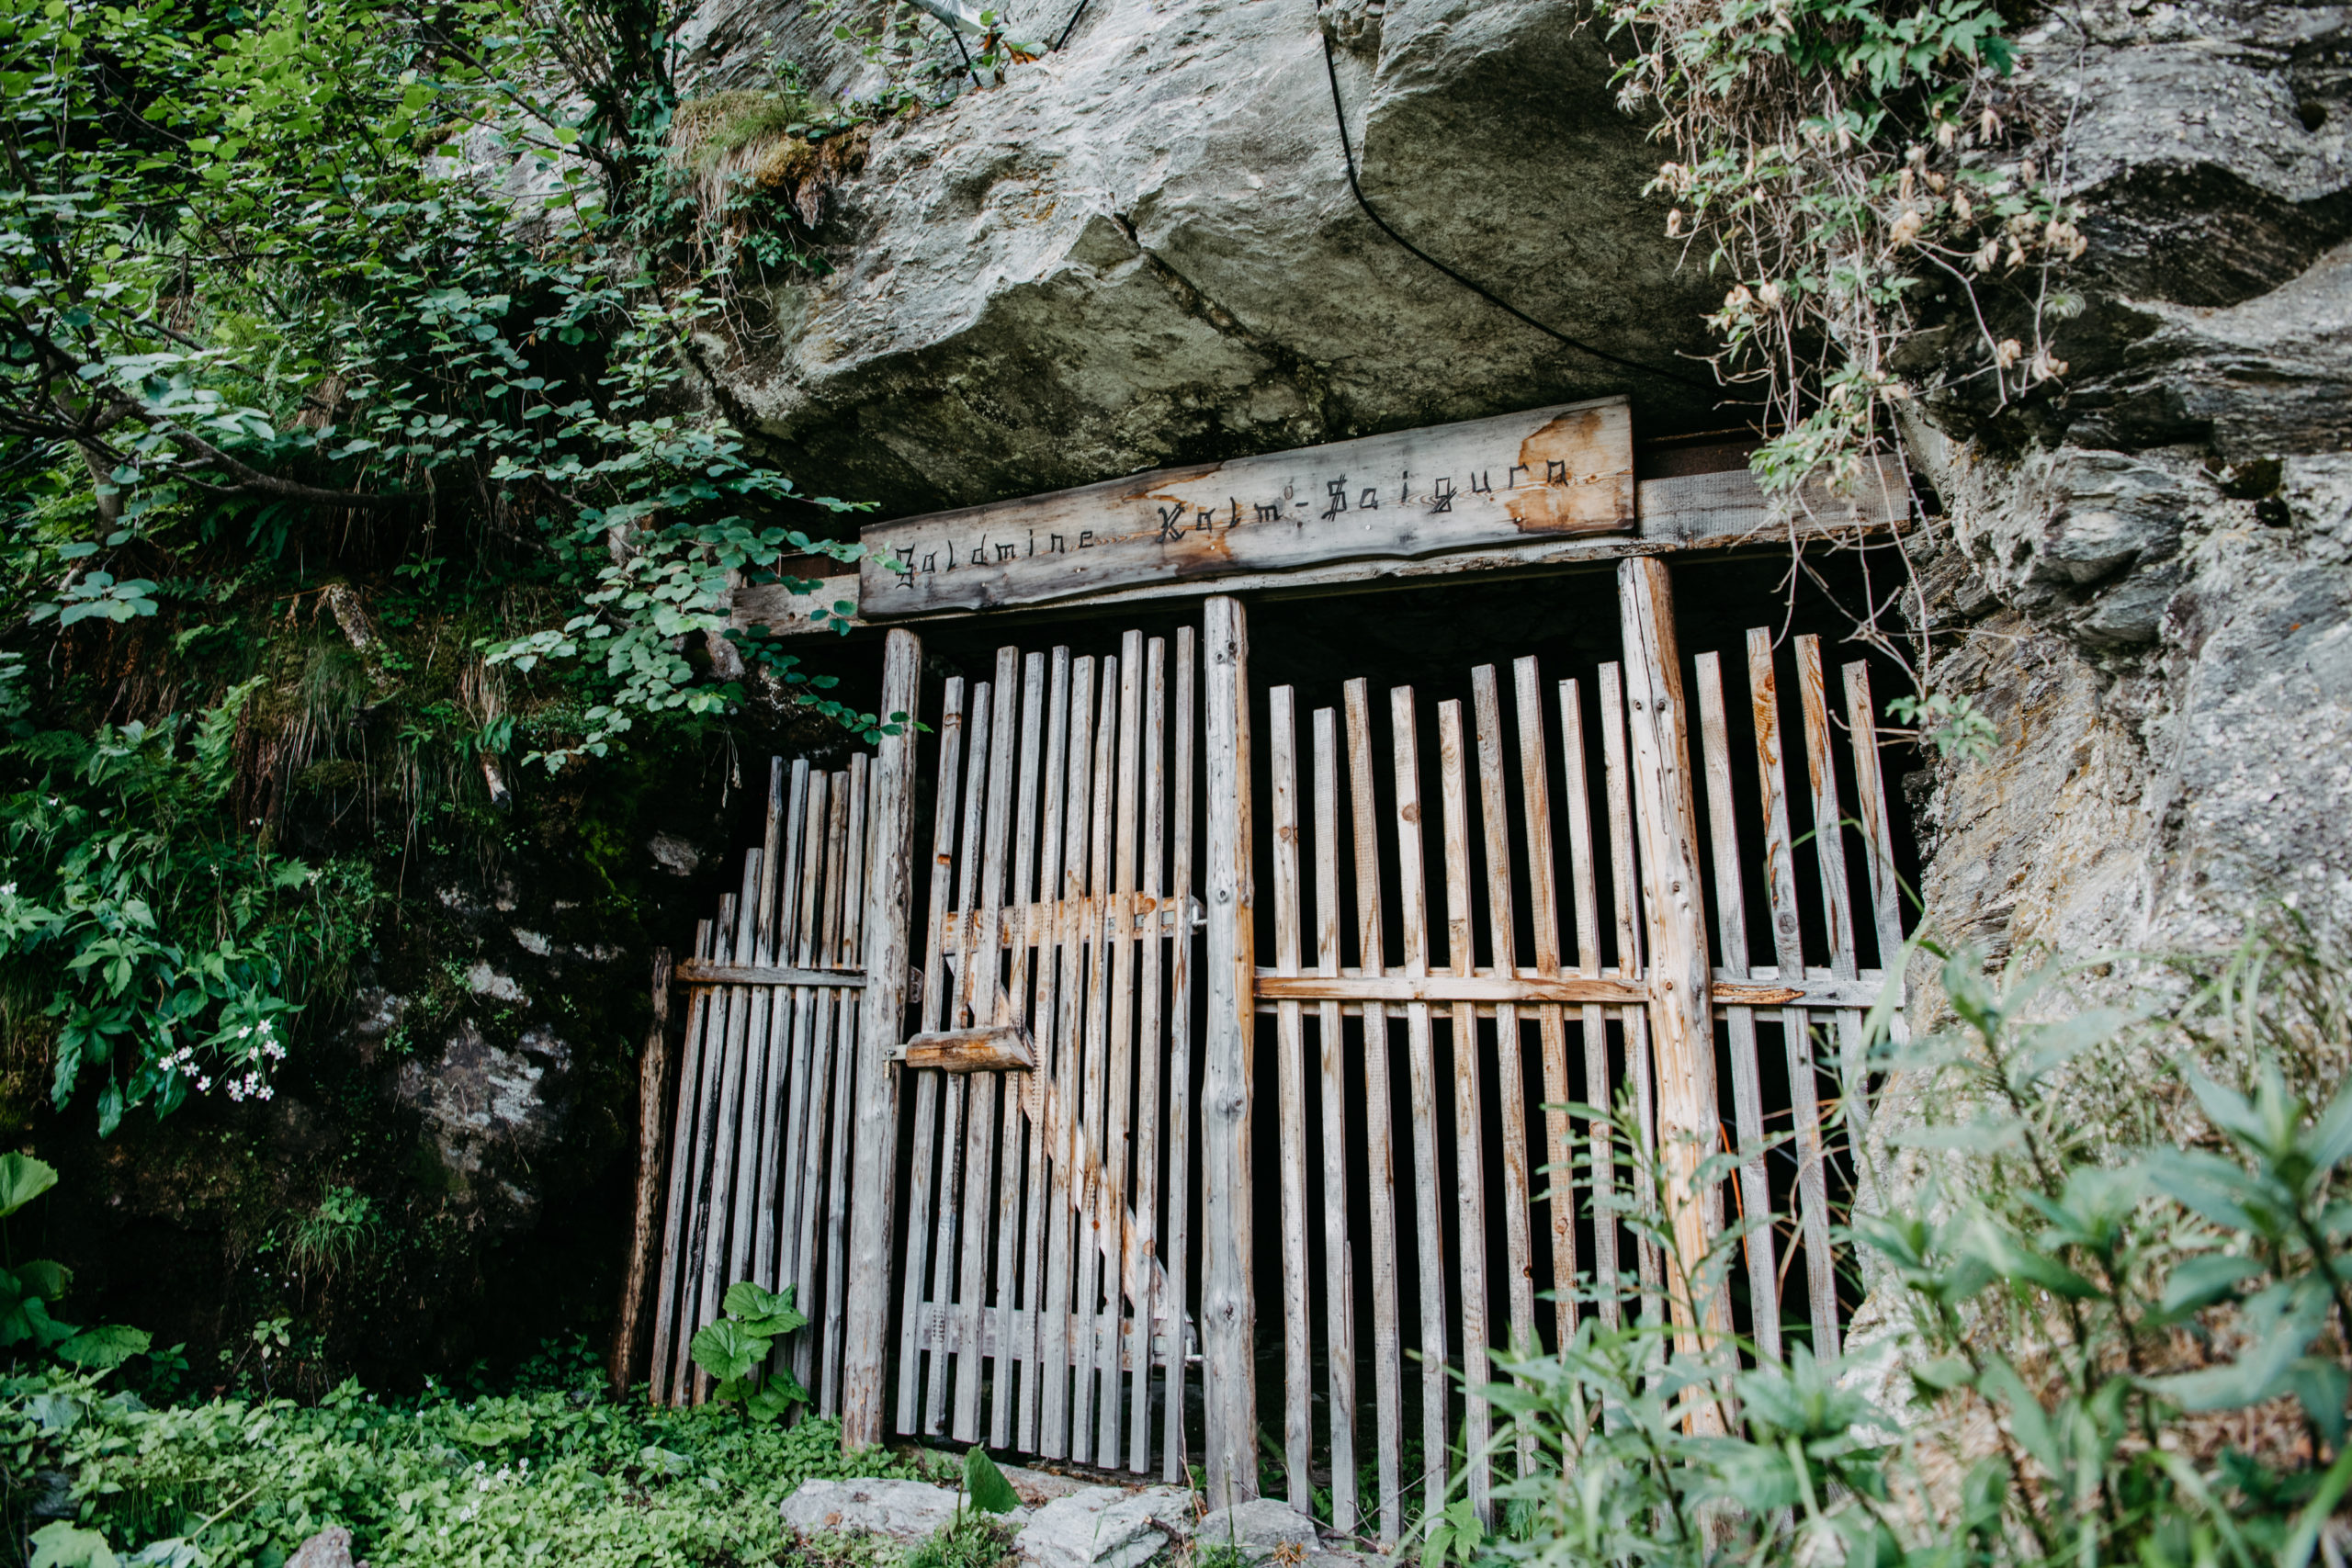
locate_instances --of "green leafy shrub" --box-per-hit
[686,1280,809,1421]
[1468,919,2352,1566]
[1,1154,151,1375]
[1,1371,911,1568]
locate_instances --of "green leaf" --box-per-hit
[56,1324,150,1370]
[0,1151,61,1217]
[964,1445,1020,1515]
[31,1522,116,1568]
[2158,1253,2261,1315]
[746,1364,809,1422]
[722,1279,807,1336]
[689,1316,766,1384]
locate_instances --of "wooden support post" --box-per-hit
[841,627,924,1451]
[1201,594,1260,1511]
[610,946,675,1398]
[1614,559,1726,1405]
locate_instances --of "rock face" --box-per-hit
[681,0,1725,519]
[1899,0,2352,964]
[1192,1499,1324,1561]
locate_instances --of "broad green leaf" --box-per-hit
[30,1522,116,1568]
[0,1151,60,1217]
[964,1445,1020,1515]
[56,1323,150,1370]
[689,1316,765,1384]
[2158,1253,2261,1315]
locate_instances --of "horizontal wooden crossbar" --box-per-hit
[673,959,865,987]
[936,895,1204,951]
[1250,966,1892,1012]
[912,1303,1196,1370]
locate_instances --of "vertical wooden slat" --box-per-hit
[793,771,850,1391]
[1617,558,1724,1401]
[822,756,869,1414]
[1023,649,1074,1453]
[842,627,923,1450]
[1072,657,1120,1461]
[1390,683,1450,1521]
[649,918,715,1404]
[692,856,764,1399]
[954,656,1020,1442]
[1312,705,1357,1538]
[1598,662,1661,1325]
[1472,668,1537,1482]
[930,682,994,1437]
[1344,678,1404,1545]
[894,675,966,1436]
[762,763,813,1308]
[747,762,791,1302]
[1202,595,1259,1511]
[1696,653,1781,1364]
[776,768,829,1343]
[669,905,733,1402]
[1098,633,1145,1464]
[1161,626,1197,1483]
[1514,660,1577,1353]
[613,945,676,1398]
[1558,680,1617,1332]
[1128,637,1168,1475]
[1795,635,1861,1331]
[1746,630,1838,1359]
[1841,660,1901,1213]
[994,652,1047,1450]
[1268,685,1314,1512]
[1437,698,1493,1517]
[1042,655,1098,1460]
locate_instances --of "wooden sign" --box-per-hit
[855,396,1634,618]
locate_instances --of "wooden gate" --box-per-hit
[1251,560,1905,1539]
[696,570,1909,1532]
[646,753,874,1411]
[888,630,1203,1477]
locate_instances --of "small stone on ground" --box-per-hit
[1193,1498,1321,1561]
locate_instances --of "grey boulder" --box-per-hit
[1192,1499,1321,1561]
[782,1478,1016,1541]
[1016,1484,1194,1568]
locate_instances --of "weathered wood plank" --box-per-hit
[1311,705,1358,1536]
[1269,685,1315,1513]
[842,628,924,1449]
[1344,679,1404,1546]
[858,400,1633,617]
[1021,648,1072,1453]
[792,770,852,1392]
[612,946,674,1399]
[1472,666,1538,1481]
[1512,659,1577,1354]
[1746,629,1838,1359]
[692,857,765,1401]
[1127,636,1168,1475]
[1840,660,1902,1215]
[1391,684,1452,1522]
[995,651,1046,1450]
[1097,632,1145,1465]
[1598,663,1662,1326]
[895,675,966,1435]
[1070,656,1119,1461]
[1202,595,1260,1510]
[1040,655,1098,1461]
[735,456,1906,635]
[648,922,710,1405]
[1161,626,1198,1483]
[1694,653,1781,1365]
[1558,680,1618,1333]
[1438,698,1493,1517]
[821,756,870,1414]
[1617,558,1725,1405]
[1795,634,1860,1351]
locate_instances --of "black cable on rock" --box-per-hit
[1053,0,1091,50]
[1316,24,1722,397]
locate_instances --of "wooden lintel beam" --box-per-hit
[1246,968,1892,1010]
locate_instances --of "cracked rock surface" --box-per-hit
[682,0,1723,519]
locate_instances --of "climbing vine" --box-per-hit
[1600,0,2082,492]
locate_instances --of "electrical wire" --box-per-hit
[1316,24,1722,397]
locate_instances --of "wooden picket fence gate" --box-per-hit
[631,562,1907,1538]
[643,755,874,1412]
